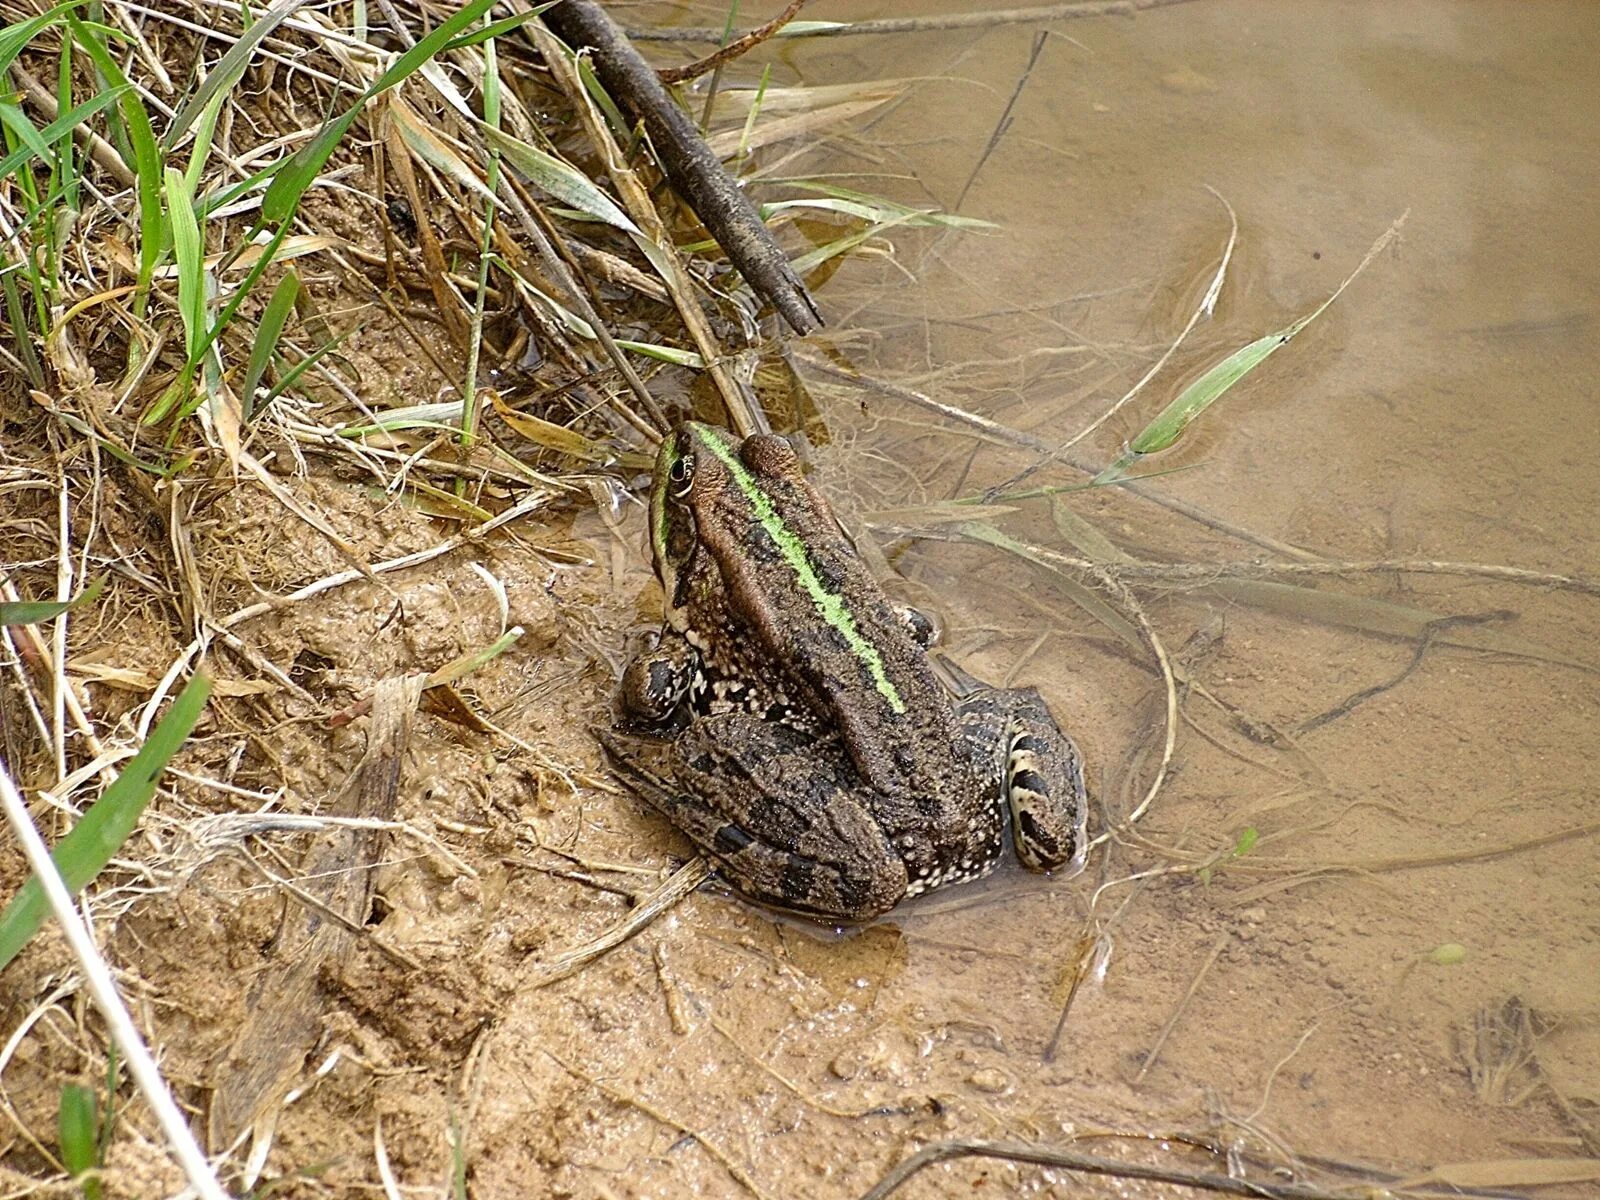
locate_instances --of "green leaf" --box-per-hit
[1135,332,1284,457]
[1231,826,1260,857]
[179,87,228,195]
[1097,214,1406,483]
[441,3,560,51]
[240,268,298,420]
[261,322,355,408]
[0,575,105,626]
[0,674,211,971]
[1430,942,1466,966]
[616,339,705,368]
[0,1,84,76]
[573,51,628,135]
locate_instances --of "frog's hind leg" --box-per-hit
[599,728,908,920]
[956,686,1089,875]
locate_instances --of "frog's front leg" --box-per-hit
[600,717,909,920]
[617,628,698,726]
[957,687,1089,874]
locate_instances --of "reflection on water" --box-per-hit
[767,0,1599,1184]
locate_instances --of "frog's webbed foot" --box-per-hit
[957,686,1089,875]
[599,722,908,921]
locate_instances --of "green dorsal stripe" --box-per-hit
[698,430,906,715]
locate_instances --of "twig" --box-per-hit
[656,0,810,85]
[1296,611,1513,733]
[526,857,712,987]
[632,1,1200,43]
[1111,556,1600,598]
[530,18,755,431]
[0,761,231,1200]
[961,527,1177,847]
[541,0,824,336]
[1134,930,1229,1083]
[857,1138,1525,1200]
[955,31,1050,210]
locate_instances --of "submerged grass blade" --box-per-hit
[1097,213,1408,483]
[0,674,211,971]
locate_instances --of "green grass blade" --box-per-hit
[0,674,211,971]
[180,87,227,195]
[0,87,127,182]
[0,575,105,626]
[162,166,205,358]
[573,51,629,135]
[67,17,164,315]
[162,0,300,152]
[442,3,559,51]
[55,32,80,212]
[0,1,82,74]
[615,339,705,368]
[58,1084,102,1200]
[262,323,355,407]
[479,124,638,233]
[0,264,45,386]
[261,0,496,225]
[1130,330,1282,449]
[240,268,299,420]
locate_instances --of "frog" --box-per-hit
[603,422,1089,920]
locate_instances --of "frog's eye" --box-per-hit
[668,452,694,499]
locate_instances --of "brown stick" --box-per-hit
[541,0,823,336]
[657,0,810,85]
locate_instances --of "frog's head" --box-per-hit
[650,421,816,628]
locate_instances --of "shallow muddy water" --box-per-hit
[471,2,1600,1196]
